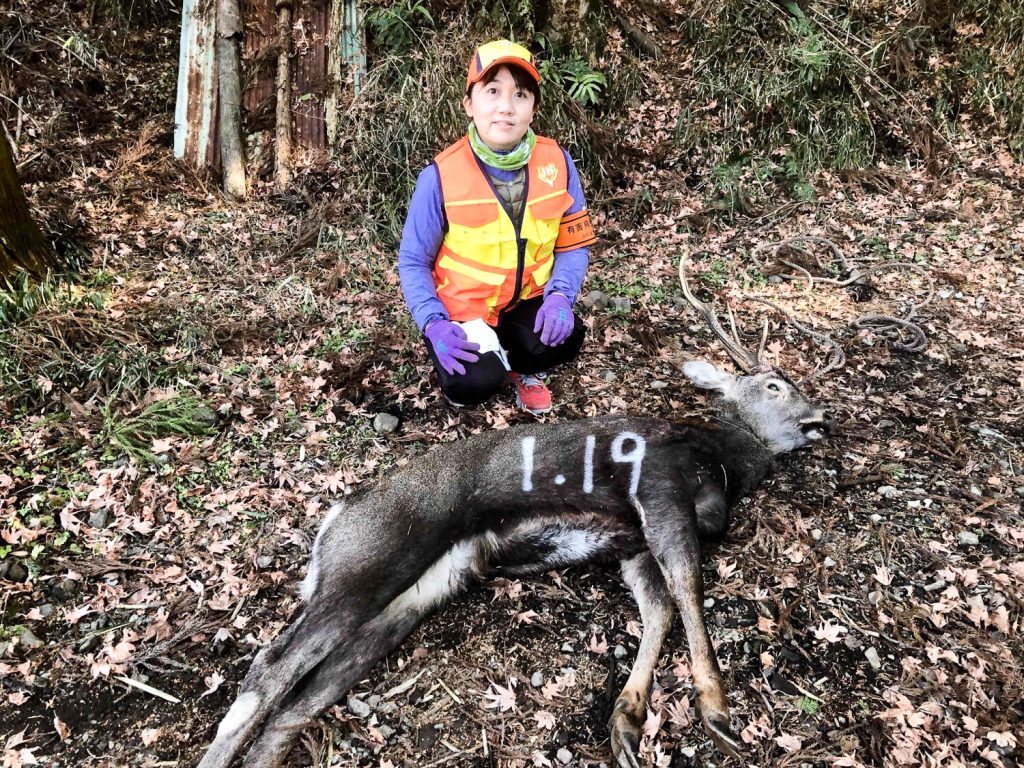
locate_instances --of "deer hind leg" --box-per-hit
[240,536,488,768]
[196,603,360,768]
[609,551,674,768]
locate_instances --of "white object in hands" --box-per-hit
[457,318,510,370]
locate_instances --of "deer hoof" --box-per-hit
[703,712,742,760]
[608,701,642,768]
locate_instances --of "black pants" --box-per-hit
[423,297,586,406]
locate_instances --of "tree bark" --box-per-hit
[274,0,293,191]
[216,0,247,200]
[0,128,55,280]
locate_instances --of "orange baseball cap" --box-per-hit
[466,39,540,89]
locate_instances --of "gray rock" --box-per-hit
[560,642,575,653]
[256,555,274,569]
[810,529,823,542]
[557,747,573,765]
[367,694,381,710]
[52,578,77,602]
[600,370,617,383]
[703,597,714,608]
[0,561,9,580]
[191,405,219,428]
[378,724,395,740]
[38,604,55,619]
[88,509,109,529]
[373,413,399,435]
[609,297,632,313]
[581,290,610,310]
[531,671,544,687]
[19,627,44,650]
[865,646,881,670]
[650,381,668,390]
[957,531,980,546]
[7,562,28,582]
[347,695,371,718]
[823,557,837,568]
[869,513,883,524]
[868,591,882,605]
[613,644,627,659]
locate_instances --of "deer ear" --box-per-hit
[682,360,736,393]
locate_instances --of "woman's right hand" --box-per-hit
[425,320,481,375]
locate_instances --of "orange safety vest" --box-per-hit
[432,135,594,326]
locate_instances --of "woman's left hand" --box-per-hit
[534,293,574,346]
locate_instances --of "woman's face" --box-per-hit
[463,66,536,151]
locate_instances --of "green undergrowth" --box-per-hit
[346,1,1022,221]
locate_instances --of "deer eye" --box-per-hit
[766,381,781,392]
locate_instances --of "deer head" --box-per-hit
[679,252,835,454]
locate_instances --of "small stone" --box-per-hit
[560,642,574,653]
[367,694,381,710]
[957,531,980,546]
[88,509,109,529]
[969,485,982,497]
[609,297,632,313]
[868,591,882,605]
[256,555,273,569]
[650,380,668,390]
[347,696,371,718]
[865,646,881,670]
[373,413,399,435]
[877,486,898,499]
[7,562,28,583]
[581,290,610,310]
[600,370,617,383]
[613,644,627,659]
[531,671,544,687]
[703,597,714,608]
[810,529,823,541]
[19,626,44,650]
[378,724,395,740]
[51,579,77,602]
[823,557,837,568]
[556,747,573,764]
[191,405,219,428]
[38,604,55,619]
[869,514,883,524]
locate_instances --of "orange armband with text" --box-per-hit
[554,210,597,252]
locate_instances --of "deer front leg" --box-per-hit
[609,551,674,768]
[640,497,742,760]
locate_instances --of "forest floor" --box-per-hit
[1,4,1023,768]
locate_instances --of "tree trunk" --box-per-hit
[0,128,55,280]
[216,0,247,200]
[274,0,293,191]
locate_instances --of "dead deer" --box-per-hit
[196,254,835,768]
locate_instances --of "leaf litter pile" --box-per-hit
[1,6,1023,768]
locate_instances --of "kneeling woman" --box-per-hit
[398,39,596,415]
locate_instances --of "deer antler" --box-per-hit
[678,251,765,373]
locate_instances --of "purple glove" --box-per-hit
[424,319,480,376]
[533,293,574,346]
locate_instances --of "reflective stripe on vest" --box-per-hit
[433,135,573,326]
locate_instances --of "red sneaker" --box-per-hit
[509,372,552,415]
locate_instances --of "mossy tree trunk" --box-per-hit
[0,129,55,279]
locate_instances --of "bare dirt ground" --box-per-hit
[1,4,1022,768]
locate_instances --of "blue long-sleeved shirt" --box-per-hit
[398,146,591,332]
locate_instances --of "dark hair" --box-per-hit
[467,63,541,106]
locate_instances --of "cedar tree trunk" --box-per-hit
[274,0,293,191]
[216,0,247,200]
[0,128,55,279]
